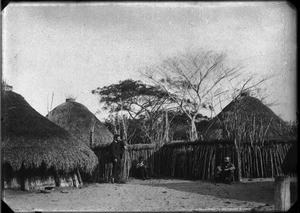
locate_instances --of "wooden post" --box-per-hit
[234,139,242,182]
[76,169,83,186]
[274,175,290,211]
[54,170,61,187]
[90,119,96,147]
[165,110,169,144]
[72,173,79,187]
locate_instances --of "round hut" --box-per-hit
[201,94,295,179]
[46,98,118,183]
[46,98,113,148]
[203,94,294,142]
[1,89,98,190]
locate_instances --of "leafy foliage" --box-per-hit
[92,79,170,117]
[93,79,173,144]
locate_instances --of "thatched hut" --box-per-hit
[204,94,294,142]
[1,90,98,190]
[46,98,113,148]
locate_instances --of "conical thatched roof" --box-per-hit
[46,98,113,148]
[204,95,294,141]
[1,90,98,173]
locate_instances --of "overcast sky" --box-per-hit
[2,2,297,122]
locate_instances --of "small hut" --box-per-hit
[204,94,294,142]
[46,98,113,148]
[46,98,118,182]
[201,94,295,179]
[1,90,98,190]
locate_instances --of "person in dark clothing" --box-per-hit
[110,134,126,183]
[136,156,149,180]
[215,156,235,184]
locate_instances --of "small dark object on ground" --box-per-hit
[45,187,54,190]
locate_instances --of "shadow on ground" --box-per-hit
[143,179,297,204]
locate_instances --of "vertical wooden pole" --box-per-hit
[274,175,290,211]
[77,169,83,186]
[165,110,169,144]
[90,119,96,148]
[54,170,61,187]
[72,173,79,187]
[234,139,242,182]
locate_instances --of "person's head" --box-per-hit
[113,134,121,142]
[224,156,230,163]
[139,156,144,162]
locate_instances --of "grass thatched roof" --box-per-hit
[46,98,113,147]
[204,95,295,142]
[1,91,98,173]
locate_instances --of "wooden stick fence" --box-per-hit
[90,143,156,183]
[154,140,294,180]
[87,140,294,183]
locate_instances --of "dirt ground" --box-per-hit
[3,177,297,212]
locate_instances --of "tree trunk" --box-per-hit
[190,117,198,141]
[121,115,128,140]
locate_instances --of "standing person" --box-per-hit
[136,156,149,180]
[215,156,235,184]
[109,134,126,183]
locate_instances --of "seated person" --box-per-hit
[136,156,149,180]
[215,156,235,184]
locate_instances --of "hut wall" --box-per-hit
[91,146,112,183]
[154,140,294,180]
[3,167,79,191]
[4,178,21,189]
[91,144,156,182]
[23,176,56,190]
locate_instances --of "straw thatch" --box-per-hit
[46,98,113,148]
[204,95,294,142]
[1,90,98,173]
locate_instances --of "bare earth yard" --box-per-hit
[3,177,297,212]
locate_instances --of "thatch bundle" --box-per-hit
[46,98,113,148]
[1,91,98,173]
[204,95,294,142]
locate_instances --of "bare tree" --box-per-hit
[142,49,269,141]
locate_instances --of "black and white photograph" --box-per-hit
[1,2,297,212]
